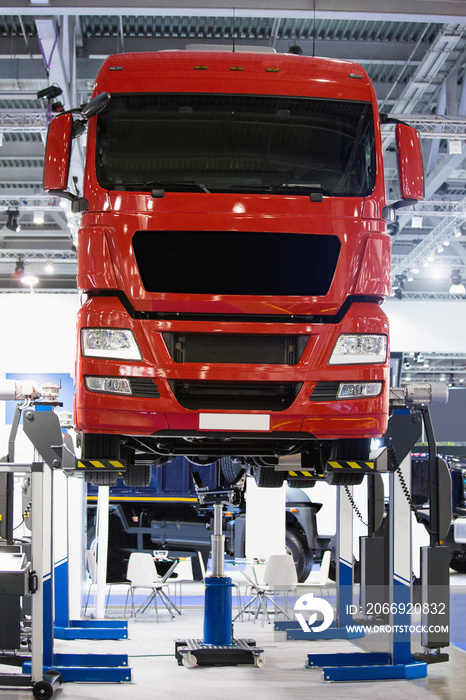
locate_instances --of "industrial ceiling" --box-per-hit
[0,1,466,383]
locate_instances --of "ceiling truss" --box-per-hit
[0,3,465,307]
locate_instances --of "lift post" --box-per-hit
[175,482,265,668]
[307,383,451,681]
[0,385,132,689]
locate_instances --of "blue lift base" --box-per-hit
[54,619,128,640]
[23,653,132,683]
[274,620,364,640]
[307,652,428,682]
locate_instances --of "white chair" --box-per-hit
[173,556,196,609]
[84,549,129,614]
[237,554,298,625]
[296,550,332,598]
[124,552,181,620]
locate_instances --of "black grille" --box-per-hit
[130,377,161,398]
[171,380,302,411]
[163,333,308,365]
[309,382,341,401]
[133,230,340,297]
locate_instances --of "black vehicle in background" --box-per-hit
[86,457,330,582]
[412,454,466,573]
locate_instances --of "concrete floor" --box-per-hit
[2,573,466,700]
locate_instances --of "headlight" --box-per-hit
[81,329,142,360]
[85,376,132,395]
[329,334,387,365]
[337,382,382,399]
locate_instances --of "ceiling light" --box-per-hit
[411,268,419,274]
[33,210,45,225]
[437,246,444,253]
[44,263,55,274]
[21,274,39,287]
[454,228,462,238]
[443,240,450,247]
[411,216,423,228]
[448,140,462,155]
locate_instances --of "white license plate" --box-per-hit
[199,413,271,431]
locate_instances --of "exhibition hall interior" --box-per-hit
[0,1,466,699]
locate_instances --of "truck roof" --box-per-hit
[93,50,375,103]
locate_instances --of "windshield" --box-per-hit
[96,93,376,196]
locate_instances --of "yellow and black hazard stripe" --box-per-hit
[326,460,375,472]
[76,459,127,472]
[288,470,325,479]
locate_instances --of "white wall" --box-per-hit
[0,293,80,374]
[385,299,466,352]
[245,477,286,559]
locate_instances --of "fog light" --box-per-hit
[337,382,382,399]
[85,376,132,395]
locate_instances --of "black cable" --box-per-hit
[387,443,435,533]
[344,485,367,526]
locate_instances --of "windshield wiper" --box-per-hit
[218,182,332,198]
[115,181,210,195]
[274,183,333,197]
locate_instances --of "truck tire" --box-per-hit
[220,457,245,485]
[82,433,121,460]
[324,471,364,486]
[254,466,285,488]
[324,437,370,486]
[84,471,119,486]
[123,464,151,488]
[82,433,122,486]
[286,529,313,582]
[450,552,466,574]
[287,479,316,488]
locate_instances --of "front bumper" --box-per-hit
[75,296,389,441]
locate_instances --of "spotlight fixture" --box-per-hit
[36,83,64,113]
[288,43,304,55]
[449,269,466,294]
[14,256,25,278]
[392,274,406,299]
[6,210,20,232]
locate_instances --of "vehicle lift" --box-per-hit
[0,381,131,697]
[175,479,265,668]
[279,383,452,682]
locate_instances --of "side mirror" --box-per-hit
[395,123,424,203]
[43,112,73,192]
[81,91,111,119]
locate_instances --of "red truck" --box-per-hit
[43,50,424,488]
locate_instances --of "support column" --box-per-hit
[336,485,354,628]
[389,454,412,665]
[95,486,109,619]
